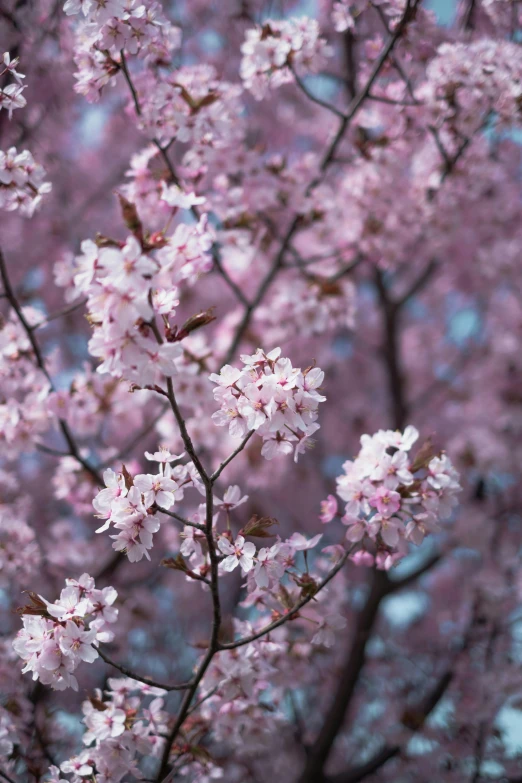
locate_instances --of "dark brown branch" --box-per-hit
[156,481,222,782]
[96,646,193,691]
[328,746,400,783]
[210,430,255,483]
[0,769,18,783]
[387,552,442,592]
[31,298,88,330]
[164,377,208,483]
[224,0,418,364]
[156,505,204,530]
[343,30,357,102]
[318,0,418,174]
[462,0,477,29]
[374,268,408,431]
[290,66,346,119]
[327,670,453,783]
[220,549,352,652]
[396,258,439,308]
[93,552,124,584]
[35,443,69,458]
[298,569,392,783]
[298,495,442,779]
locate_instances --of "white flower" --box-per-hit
[215,485,248,511]
[218,535,256,573]
[160,182,206,209]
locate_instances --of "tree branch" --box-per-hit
[210,430,255,483]
[223,0,418,365]
[290,67,346,119]
[327,670,454,783]
[156,505,205,531]
[298,569,391,783]
[374,268,408,431]
[387,552,442,593]
[0,769,18,783]
[220,549,352,651]
[0,248,103,486]
[119,51,250,309]
[96,646,193,692]
[31,297,88,330]
[395,258,439,308]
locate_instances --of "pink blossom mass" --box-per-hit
[1,0,522,781]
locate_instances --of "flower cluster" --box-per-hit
[57,221,213,385]
[179,490,323,591]
[331,0,368,32]
[46,363,148,439]
[324,426,461,569]
[216,531,319,587]
[257,275,356,340]
[0,147,52,217]
[0,500,41,587]
[0,52,25,119]
[423,39,522,136]
[133,65,244,166]
[240,17,332,100]
[64,0,181,102]
[0,310,52,454]
[13,575,118,691]
[55,678,169,783]
[93,448,201,562]
[210,348,326,462]
[192,565,348,758]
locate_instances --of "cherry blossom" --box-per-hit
[211,349,326,461]
[240,17,332,99]
[13,575,118,690]
[218,535,256,574]
[325,427,462,568]
[2,0,520,780]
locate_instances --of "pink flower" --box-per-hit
[287,532,322,551]
[319,495,338,524]
[369,486,401,518]
[253,542,284,588]
[344,517,368,542]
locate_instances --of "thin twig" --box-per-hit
[0,248,103,486]
[219,549,352,651]
[396,258,439,307]
[186,686,219,717]
[0,769,17,783]
[31,298,88,330]
[35,443,69,458]
[119,51,250,309]
[210,431,255,483]
[156,505,205,531]
[96,646,193,692]
[223,0,418,364]
[99,404,169,469]
[291,67,346,119]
